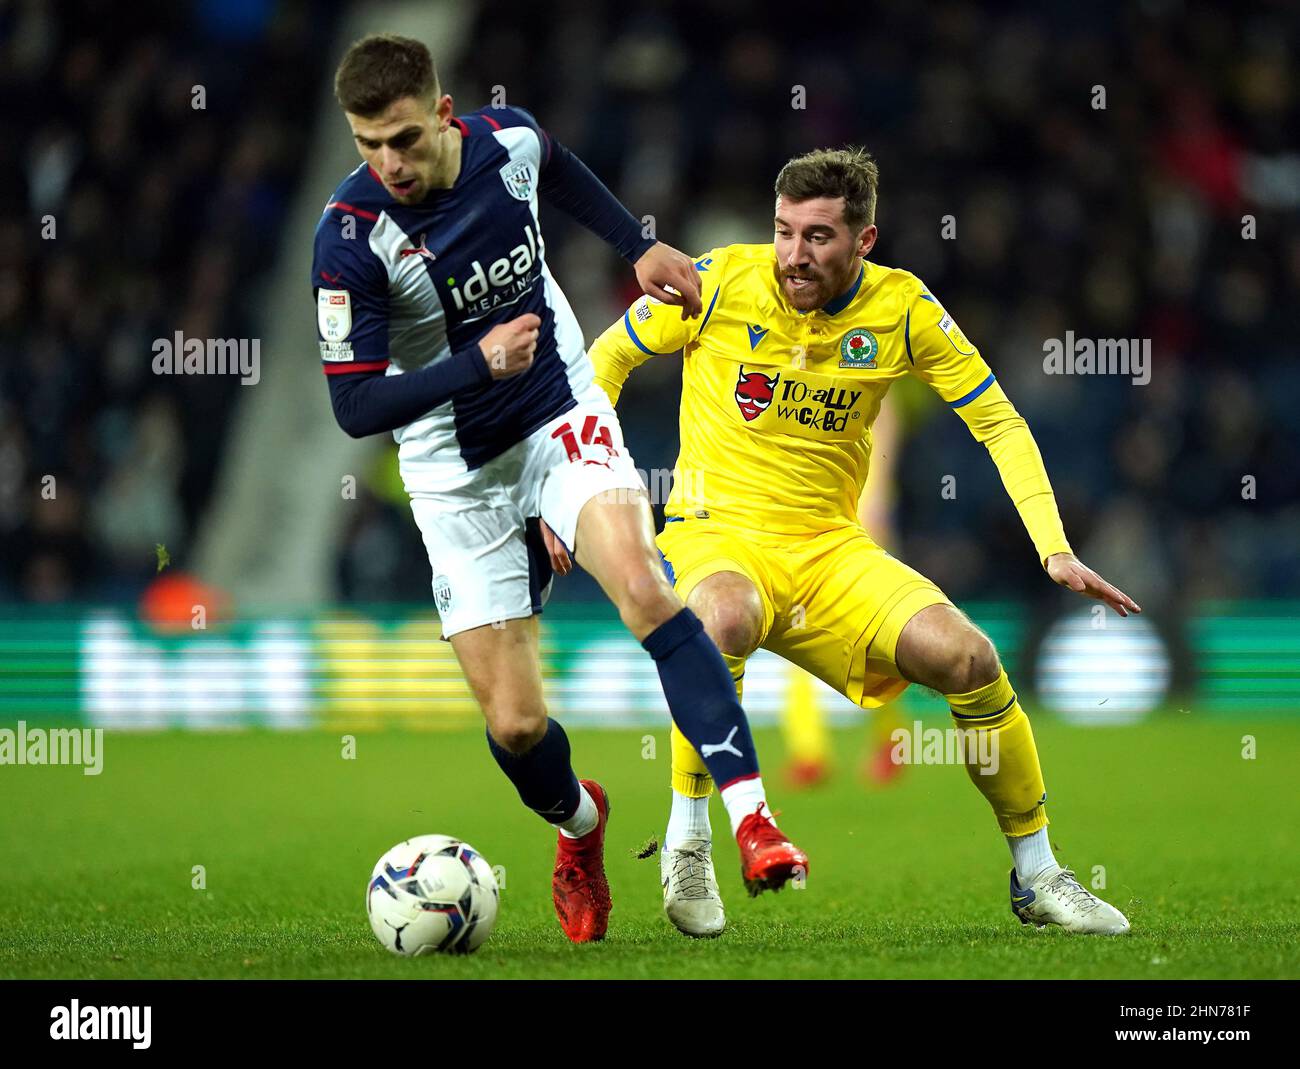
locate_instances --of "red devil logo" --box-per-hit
[734,366,780,422]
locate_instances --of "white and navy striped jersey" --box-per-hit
[312,105,638,493]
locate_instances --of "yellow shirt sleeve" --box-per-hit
[905,282,1072,566]
[589,248,728,406]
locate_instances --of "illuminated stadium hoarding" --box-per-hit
[0,604,1295,727]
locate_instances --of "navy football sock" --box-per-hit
[641,608,760,788]
[486,718,581,824]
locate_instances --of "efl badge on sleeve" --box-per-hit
[839,327,878,368]
[500,159,536,201]
[318,289,352,341]
[938,312,976,355]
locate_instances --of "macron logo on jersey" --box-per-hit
[446,222,543,322]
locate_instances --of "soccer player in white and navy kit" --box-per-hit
[312,34,808,942]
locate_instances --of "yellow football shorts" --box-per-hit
[656,518,950,707]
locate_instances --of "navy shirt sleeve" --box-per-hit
[312,206,391,370]
[311,206,491,438]
[326,350,491,438]
[499,106,655,264]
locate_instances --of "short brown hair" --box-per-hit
[335,33,438,116]
[774,147,879,232]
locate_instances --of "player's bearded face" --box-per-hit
[346,95,454,204]
[774,196,875,311]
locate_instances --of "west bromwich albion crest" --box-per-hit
[500,159,535,201]
[433,574,453,614]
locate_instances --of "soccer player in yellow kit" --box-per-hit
[583,147,1140,938]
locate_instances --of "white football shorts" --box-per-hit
[408,388,644,638]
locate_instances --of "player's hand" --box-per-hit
[1045,552,1142,617]
[478,313,541,379]
[540,519,573,576]
[634,242,703,320]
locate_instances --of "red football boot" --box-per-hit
[735,802,809,897]
[551,779,612,943]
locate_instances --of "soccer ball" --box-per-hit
[366,835,499,956]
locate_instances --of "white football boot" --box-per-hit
[1010,866,1131,934]
[661,839,725,938]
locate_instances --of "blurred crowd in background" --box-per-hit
[0,0,332,601]
[5,0,1298,609]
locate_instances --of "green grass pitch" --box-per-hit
[1,716,1297,979]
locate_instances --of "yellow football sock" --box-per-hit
[946,669,1049,837]
[669,651,745,798]
[781,665,829,766]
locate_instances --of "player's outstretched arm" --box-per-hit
[939,378,1142,616]
[961,393,1140,617]
[589,246,727,407]
[514,105,702,319]
[947,383,1142,615]
[1045,552,1141,616]
[905,283,1140,616]
[940,373,1142,615]
[632,242,703,319]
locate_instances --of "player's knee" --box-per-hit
[699,600,761,657]
[690,575,763,656]
[484,704,547,754]
[944,631,1001,694]
[613,563,678,632]
[488,718,547,755]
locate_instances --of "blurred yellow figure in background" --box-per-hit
[780,393,906,789]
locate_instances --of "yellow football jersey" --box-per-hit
[590,243,1071,562]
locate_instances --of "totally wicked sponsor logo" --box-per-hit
[734,367,780,421]
[733,368,864,432]
[774,378,863,432]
